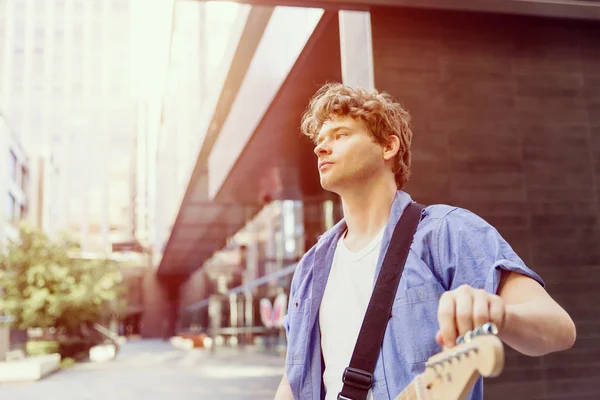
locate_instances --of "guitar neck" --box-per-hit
[395,374,426,400]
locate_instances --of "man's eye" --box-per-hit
[336,133,346,139]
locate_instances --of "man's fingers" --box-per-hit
[437,292,457,347]
[489,294,506,331]
[435,330,443,346]
[473,289,491,328]
[455,287,474,337]
[438,285,506,350]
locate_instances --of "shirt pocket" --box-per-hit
[285,297,311,365]
[388,282,445,364]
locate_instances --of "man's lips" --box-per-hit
[319,161,333,171]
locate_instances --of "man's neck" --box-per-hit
[339,177,397,251]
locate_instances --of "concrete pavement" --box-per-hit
[0,339,285,400]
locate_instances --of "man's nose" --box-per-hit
[314,142,331,157]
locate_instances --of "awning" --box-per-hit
[156,6,274,277]
[208,0,600,21]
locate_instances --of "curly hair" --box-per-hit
[300,82,413,189]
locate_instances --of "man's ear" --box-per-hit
[382,135,400,161]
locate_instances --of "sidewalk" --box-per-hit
[0,339,285,400]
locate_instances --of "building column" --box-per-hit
[338,10,375,90]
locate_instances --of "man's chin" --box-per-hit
[319,178,340,193]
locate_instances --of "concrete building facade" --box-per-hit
[0,115,28,247]
[0,0,136,253]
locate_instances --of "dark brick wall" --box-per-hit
[371,7,600,400]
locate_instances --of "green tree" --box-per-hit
[0,223,125,333]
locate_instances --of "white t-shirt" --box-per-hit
[319,228,385,400]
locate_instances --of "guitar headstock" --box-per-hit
[419,323,504,400]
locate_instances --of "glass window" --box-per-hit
[111,0,127,12]
[74,0,83,14]
[6,193,16,219]
[11,110,23,128]
[9,150,17,182]
[51,133,62,145]
[72,80,82,95]
[54,28,64,41]
[14,0,25,12]
[34,27,44,40]
[21,165,27,191]
[14,19,25,41]
[73,22,83,41]
[92,23,102,45]
[93,0,103,13]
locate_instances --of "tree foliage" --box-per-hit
[0,223,126,332]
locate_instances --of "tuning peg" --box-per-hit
[464,330,473,343]
[425,360,444,378]
[482,322,498,335]
[456,323,499,345]
[456,329,473,345]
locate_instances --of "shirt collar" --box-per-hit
[317,190,414,244]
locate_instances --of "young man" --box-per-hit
[274,83,576,400]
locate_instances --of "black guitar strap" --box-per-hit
[337,202,425,400]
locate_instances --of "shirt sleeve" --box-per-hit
[281,249,309,336]
[281,301,292,336]
[281,279,295,336]
[435,207,545,294]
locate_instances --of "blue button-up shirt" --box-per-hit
[282,191,544,400]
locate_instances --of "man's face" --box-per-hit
[314,115,386,193]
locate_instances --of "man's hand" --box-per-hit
[435,284,506,348]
